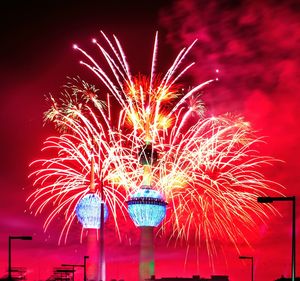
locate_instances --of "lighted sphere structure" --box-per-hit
[75,193,108,229]
[127,186,167,227]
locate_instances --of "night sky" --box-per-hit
[0,1,299,281]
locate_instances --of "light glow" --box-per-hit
[76,193,108,229]
[127,187,167,227]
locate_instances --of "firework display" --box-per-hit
[28,32,283,260]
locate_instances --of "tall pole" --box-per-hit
[100,180,105,281]
[251,257,254,281]
[8,237,11,280]
[72,265,75,281]
[89,152,103,281]
[99,140,105,281]
[90,145,105,281]
[292,196,296,281]
[84,256,89,281]
[139,107,158,281]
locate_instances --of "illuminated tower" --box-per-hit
[75,155,108,281]
[128,144,167,281]
[76,193,108,229]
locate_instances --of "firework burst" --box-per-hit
[28,32,283,258]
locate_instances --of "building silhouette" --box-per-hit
[145,275,229,281]
[45,267,74,281]
[0,267,27,281]
[274,276,300,281]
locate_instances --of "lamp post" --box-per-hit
[239,256,254,281]
[8,236,32,280]
[257,196,296,281]
[84,255,89,281]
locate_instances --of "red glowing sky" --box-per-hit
[0,1,299,281]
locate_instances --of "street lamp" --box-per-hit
[239,256,254,281]
[257,196,296,281]
[8,236,32,280]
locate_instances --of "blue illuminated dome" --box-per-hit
[75,193,108,229]
[127,186,167,227]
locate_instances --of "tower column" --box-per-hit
[139,226,155,281]
[128,144,166,281]
[87,229,100,281]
